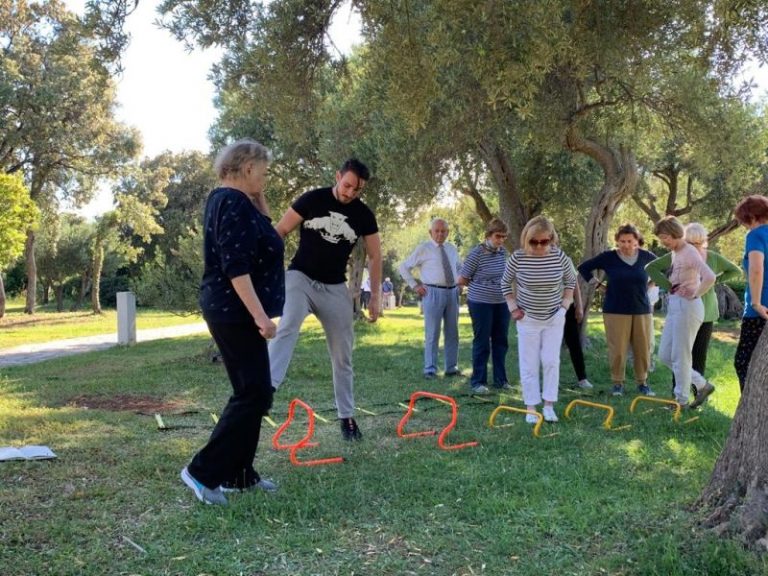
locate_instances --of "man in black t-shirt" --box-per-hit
[269,159,382,440]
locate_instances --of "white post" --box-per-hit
[117,291,137,346]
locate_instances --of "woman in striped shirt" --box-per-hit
[458,218,511,395]
[501,216,576,423]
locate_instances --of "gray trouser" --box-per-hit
[269,270,355,418]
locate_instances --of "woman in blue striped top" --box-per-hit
[501,216,576,423]
[458,218,511,394]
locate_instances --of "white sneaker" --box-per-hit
[525,413,539,424]
[577,379,594,390]
[542,406,559,423]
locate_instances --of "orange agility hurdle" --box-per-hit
[488,406,544,437]
[397,391,478,451]
[272,398,344,466]
[564,399,616,429]
[629,396,682,422]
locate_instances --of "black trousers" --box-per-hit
[563,304,587,381]
[735,317,767,391]
[188,321,273,489]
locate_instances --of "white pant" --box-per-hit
[516,308,566,406]
[658,295,706,404]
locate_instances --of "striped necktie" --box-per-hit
[439,244,455,286]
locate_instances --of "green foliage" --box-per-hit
[0,172,37,269]
[0,0,139,206]
[133,229,203,313]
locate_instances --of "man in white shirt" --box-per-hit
[399,218,462,379]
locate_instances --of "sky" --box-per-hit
[64,1,766,218]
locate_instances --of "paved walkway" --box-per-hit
[0,323,209,368]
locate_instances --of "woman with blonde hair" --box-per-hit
[646,222,740,395]
[650,216,716,409]
[500,216,576,423]
[181,139,284,505]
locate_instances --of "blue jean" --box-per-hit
[468,301,510,387]
[422,286,459,374]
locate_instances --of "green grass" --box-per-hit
[0,297,202,348]
[0,307,764,575]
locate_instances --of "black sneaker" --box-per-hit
[340,417,363,441]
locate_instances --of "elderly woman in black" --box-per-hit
[181,139,285,505]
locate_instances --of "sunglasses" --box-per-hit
[528,238,551,247]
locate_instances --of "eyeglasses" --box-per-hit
[528,238,551,247]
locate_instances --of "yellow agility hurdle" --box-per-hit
[564,399,616,429]
[488,405,543,438]
[629,396,681,422]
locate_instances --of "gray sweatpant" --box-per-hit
[268,270,356,418]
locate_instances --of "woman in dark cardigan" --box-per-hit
[181,139,285,505]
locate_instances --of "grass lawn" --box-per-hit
[0,297,202,348]
[0,307,764,575]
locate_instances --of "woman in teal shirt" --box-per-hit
[646,223,741,395]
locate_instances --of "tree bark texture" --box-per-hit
[0,272,5,319]
[347,240,366,319]
[697,323,768,549]
[716,284,744,320]
[477,139,531,248]
[565,126,639,326]
[24,229,36,314]
[91,244,104,315]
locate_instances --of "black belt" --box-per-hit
[425,284,456,289]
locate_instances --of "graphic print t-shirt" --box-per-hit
[289,187,378,284]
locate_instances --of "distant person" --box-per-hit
[268,158,382,441]
[457,218,511,394]
[646,222,741,393]
[181,139,284,506]
[501,216,576,423]
[578,223,657,397]
[650,216,716,409]
[733,195,768,391]
[360,273,371,310]
[382,276,395,310]
[399,218,462,379]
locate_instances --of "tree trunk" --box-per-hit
[71,272,89,311]
[0,271,5,319]
[348,240,366,319]
[477,139,533,249]
[91,243,104,314]
[697,323,768,549]
[23,229,36,314]
[54,285,64,312]
[565,126,639,324]
[716,284,743,320]
[41,280,50,305]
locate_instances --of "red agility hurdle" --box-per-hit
[396,391,478,451]
[272,398,344,467]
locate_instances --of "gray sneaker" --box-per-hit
[471,384,491,395]
[690,382,715,409]
[181,466,228,506]
[220,477,278,494]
